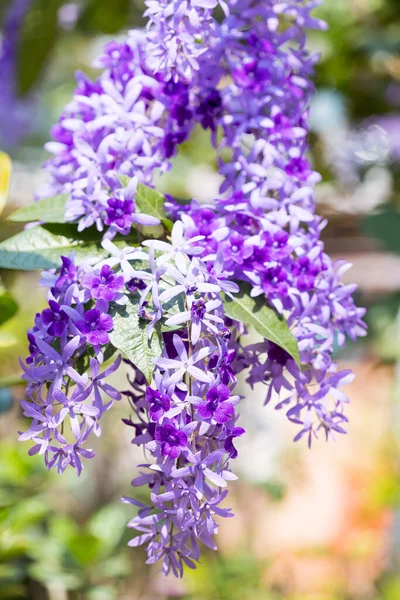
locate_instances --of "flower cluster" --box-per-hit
[18,0,367,576]
[19,253,126,474]
[19,223,244,576]
[39,30,198,233]
[181,3,367,444]
[121,235,243,576]
[143,0,226,82]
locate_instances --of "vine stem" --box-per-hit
[185,319,196,447]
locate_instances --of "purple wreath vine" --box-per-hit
[1,0,367,577]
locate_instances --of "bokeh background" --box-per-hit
[1,0,400,598]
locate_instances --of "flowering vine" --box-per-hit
[0,0,367,577]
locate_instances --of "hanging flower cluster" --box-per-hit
[5,0,367,577]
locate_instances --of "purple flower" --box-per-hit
[126,277,147,293]
[41,300,69,337]
[82,265,124,301]
[198,383,234,424]
[196,89,222,133]
[224,427,245,459]
[223,234,253,266]
[55,255,77,289]
[165,297,223,345]
[209,349,236,385]
[88,355,122,414]
[267,342,291,368]
[145,386,171,422]
[76,309,113,346]
[105,198,134,231]
[156,334,214,385]
[155,423,188,459]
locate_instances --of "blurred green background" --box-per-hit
[1,0,400,598]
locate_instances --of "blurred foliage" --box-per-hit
[79,0,133,35]
[184,554,275,600]
[0,441,133,600]
[16,0,63,96]
[1,0,145,99]
[363,208,400,254]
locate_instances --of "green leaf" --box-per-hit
[135,183,173,233]
[0,291,18,326]
[160,293,186,332]
[118,174,131,187]
[7,195,68,224]
[222,283,300,366]
[16,0,62,95]
[0,226,108,270]
[109,299,163,383]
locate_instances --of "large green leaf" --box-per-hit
[16,0,62,96]
[135,184,173,232]
[109,299,163,383]
[7,195,68,224]
[0,226,107,270]
[223,283,300,366]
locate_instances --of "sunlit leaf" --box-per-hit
[109,299,163,383]
[222,283,300,366]
[0,226,108,270]
[8,194,68,224]
[135,183,173,232]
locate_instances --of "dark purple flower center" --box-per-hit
[127,277,147,293]
[155,423,187,458]
[146,387,171,419]
[267,342,290,366]
[191,299,206,320]
[185,283,198,295]
[41,300,69,337]
[105,198,134,229]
